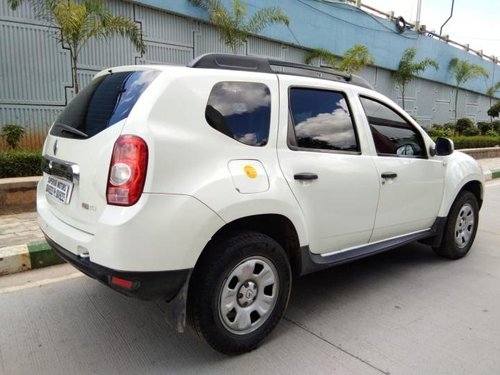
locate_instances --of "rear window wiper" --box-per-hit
[53,123,88,139]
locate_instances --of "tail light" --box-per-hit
[107,135,148,206]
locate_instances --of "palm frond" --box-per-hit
[7,0,22,10]
[100,16,146,54]
[338,44,374,73]
[245,7,289,34]
[394,48,438,85]
[486,81,500,97]
[449,58,489,86]
[305,48,338,68]
[187,0,220,12]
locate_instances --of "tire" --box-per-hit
[433,191,479,259]
[188,231,292,355]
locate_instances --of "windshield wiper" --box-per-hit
[53,123,88,139]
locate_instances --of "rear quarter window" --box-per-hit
[51,70,160,139]
[205,82,271,146]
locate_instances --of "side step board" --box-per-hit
[299,218,446,275]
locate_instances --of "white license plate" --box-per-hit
[46,176,73,204]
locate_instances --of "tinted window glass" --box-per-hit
[360,96,425,158]
[51,70,159,139]
[206,82,271,146]
[289,88,358,152]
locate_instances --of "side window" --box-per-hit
[359,96,426,158]
[205,82,271,146]
[289,88,359,152]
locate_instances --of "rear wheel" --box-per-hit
[189,231,291,354]
[433,191,479,259]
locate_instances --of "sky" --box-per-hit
[361,0,500,58]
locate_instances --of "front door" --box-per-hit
[358,96,445,242]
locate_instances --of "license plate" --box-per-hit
[46,176,73,204]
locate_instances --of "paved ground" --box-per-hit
[0,179,499,375]
[0,212,44,248]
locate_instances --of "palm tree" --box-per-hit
[449,58,489,121]
[305,44,374,74]
[393,48,439,110]
[8,0,146,93]
[338,44,374,74]
[486,81,500,119]
[188,0,289,54]
[305,48,339,68]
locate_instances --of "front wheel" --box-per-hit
[189,231,291,354]
[433,191,479,259]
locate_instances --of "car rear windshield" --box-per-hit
[51,70,160,139]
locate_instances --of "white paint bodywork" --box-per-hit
[37,65,484,272]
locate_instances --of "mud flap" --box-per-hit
[165,270,192,333]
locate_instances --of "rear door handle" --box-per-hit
[294,172,318,181]
[381,172,397,179]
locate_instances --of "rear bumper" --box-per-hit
[46,236,191,301]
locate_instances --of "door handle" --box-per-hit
[381,172,397,179]
[294,172,318,181]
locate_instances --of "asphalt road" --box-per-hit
[1,180,500,375]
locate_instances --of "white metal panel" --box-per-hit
[136,5,194,46]
[0,21,71,104]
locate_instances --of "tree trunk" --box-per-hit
[71,50,79,94]
[454,86,459,122]
[489,96,493,123]
[401,84,406,110]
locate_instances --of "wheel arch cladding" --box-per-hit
[198,214,302,276]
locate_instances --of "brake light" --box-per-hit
[107,135,148,206]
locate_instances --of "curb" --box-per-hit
[483,168,500,181]
[0,240,65,276]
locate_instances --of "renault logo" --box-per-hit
[53,140,58,155]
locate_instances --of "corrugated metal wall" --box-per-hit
[0,0,493,150]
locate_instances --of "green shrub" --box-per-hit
[492,120,500,134]
[1,124,25,150]
[477,121,493,135]
[443,122,455,131]
[455,118,474,135]
[488,102,500,118]
[427,124,454,138]
[450,136,500,149]
[485,130,498,137]
[462,127,480,136]
[0,151,42,178]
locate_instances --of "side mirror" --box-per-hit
[435,137,454,156]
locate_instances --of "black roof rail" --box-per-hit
[188,53,374,90]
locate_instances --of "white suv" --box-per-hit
[37,54,484,354]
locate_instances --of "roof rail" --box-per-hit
[188,53,374,90]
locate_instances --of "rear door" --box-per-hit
[277,76,380,254]
[40,69,160,233]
